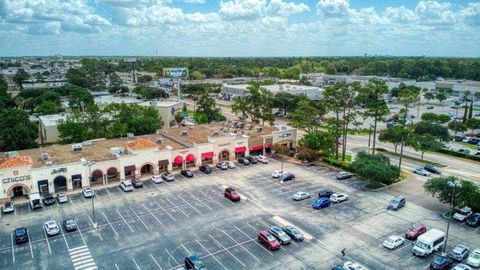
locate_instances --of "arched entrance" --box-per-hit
[53,176,67,192]
[107,167,120,182]
[172,156,183,170]
[185,154,196,168]
[140,163,155,176]
[7,183,30,198]
[91,170,103,185]
[218,149,230,161]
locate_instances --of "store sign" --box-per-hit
[51,167,67,175]
[2,175,31,184]
[236,141,245,146]
[218,143,231,147]
[179,150,189,154]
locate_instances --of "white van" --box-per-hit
[120,180,134,192]
[28,193,43,209]
[412,228,446,257]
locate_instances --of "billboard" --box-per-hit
[163,68,188,78]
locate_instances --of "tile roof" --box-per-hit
[0,156,33,169]
[126,139,158,151]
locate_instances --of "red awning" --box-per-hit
[235,146,246,153]
[201,152,214,159]
[173,156,183,165]
[250,145,264,151]
[265,144,272,148]
[186,154,196,162]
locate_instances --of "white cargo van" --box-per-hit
[120,180,134,192]
[28,193,43,210]
[412,228,446,257]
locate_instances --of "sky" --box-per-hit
[0,0,479,57]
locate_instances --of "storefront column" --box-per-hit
[262,137,266,156]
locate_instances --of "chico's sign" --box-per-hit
[2,175,31,184]
[51,167,67,175]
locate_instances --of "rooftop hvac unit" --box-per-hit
[212,131,219,137]
[46,161,53,166]
[156,138,163,144]
[279,125,288,131]
[82,140,93,146]
[71,143,83,152]
[6,151,19,158]
[181,131,188,136]
[110,147,124,156]
[127,133,135,139]
[41,152,49,161]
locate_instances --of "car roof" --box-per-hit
[15,227,27,232]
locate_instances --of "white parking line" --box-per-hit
[177,195,201,214]
[221,231,259,261]
[152,201,176,222]
[149,253,163,270]
[142,204,165,225]
[180,243,191,254]
[43,230,52,254]
[234,225,273,256]
[116,209,134,233]
[165,249,180,265]
[87,215,103,241]
[186,192,214,211]
[130,207,149,229]
[10,232,15,263]
[60,225,70,250]
[209,234,246,267]
[115,264,120,270]
[164,197,189,217]
[198,190,224,208]
[132,258,141,270]
[195,240,228,270]
[105,188,112,196]
[27,229,34,258]
[102,212,119,237]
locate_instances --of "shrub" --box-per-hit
[350,151,400,185]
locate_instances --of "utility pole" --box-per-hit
[443,180,461,255]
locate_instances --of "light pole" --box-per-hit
[443,180,461,255]
[279,134,289,173]
[83,161,97,229]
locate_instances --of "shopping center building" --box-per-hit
[0,123,296,201]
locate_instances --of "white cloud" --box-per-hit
[219,0,309,20]
[316,0,350,17]
[184,0,206,4]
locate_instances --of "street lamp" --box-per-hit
[83,160,97,229]
[278,134,289,173]
[443,180,462,255]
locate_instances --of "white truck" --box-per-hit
[412,228,446,257]
[28,193,43,210]
[120,180,134,192]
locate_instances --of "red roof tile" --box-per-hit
[0,156,33,169]
[126,139,157,150]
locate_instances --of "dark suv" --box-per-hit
[42,193,55,206]
[318,188,335,198]
[15,227,29,244]
[199,165,212,174]
[466,213,480,227]
[246,156,258,164]
[424,164,441,175]
[429,256,453,270]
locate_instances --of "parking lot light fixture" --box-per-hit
[443,180,462,255]
[83,160,97,229]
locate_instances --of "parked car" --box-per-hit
[63,219,77,232]
[42,193,56,206]
[246,155,258,164]
[448,244,470,262]
[2,201,14,213]
[131,179,144,188]
[268,226,291,245]
[227,161,236,169]
[427,106,434,109]
[453,207,473,222]
[224,187,241,202]
[458,149,471,155]
[430,256,453,270]
[257,230,280,250]
[44,220,60,236]
[312,198,331,209]
[467,249,480,268]
[57,192,69,203]
[455,135,466,142]
[318,188,335,198]
[382,235,405,250]
[161,172,175,181]
[272,170,285,178]
[424,164,441,175]
[282,225,304,241]
[120,180,134,192]
[293,191,311,201]
[14,227,29,244]
[199,165,212,174]
[343,261,369,270]
[238,158,250,165]
[82,187,94,198]
[151,175,163,184]
[405,223,427,240]
[336,171,353,180]
[332,266,346,270]
[280,172,295,181]
[216,162,229,170]
[468,137,480,144]
[466,213,480,227]
[387,195,406,210]
[452,264,472,270]
[412,168,431,176]
[330,193,349,203]
[256,155,268,164]
[181,170,194,178]
[184,254,205,270]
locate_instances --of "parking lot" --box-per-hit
[1,158,479,270]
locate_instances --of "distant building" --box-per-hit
[22,79,68,89]
[221,84,323,100]
[139,101,184,129]
[38,113,69,144]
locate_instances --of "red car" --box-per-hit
[224,187,241,202]
[405,223,427,240]
[258,231,280,250]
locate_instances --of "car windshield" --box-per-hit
[16,229,25,236]
[193,260,205,269]
[410,225,422,232]
[385,238,395,243]
[415,241,430,250]
[457,209,470,215]
[267,235,276,242]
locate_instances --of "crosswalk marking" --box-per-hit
[69,245,97,270]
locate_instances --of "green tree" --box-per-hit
[195,91,225,123]
[108,72,123,94]
[424,176,480,210]
[408,133,443,159]
[300,130,336,157]
[134,86,169,100]
[436,92,447,105]
[231,83,274,125]
[138,75,154,84]
[290,100,324,133]
[231,97,249,120]
[104,103,164,135]
[66,68,89,88]
[35,100,64,115]
[421,113,451,124]
[350,151,400,185]
[378,126,404,153]
[58,117,89,144]
[69,87,94,112]
[423,92,435,103]
[106,122,128,139]
[468,101,473,119]
[190,71,205,80]
[448,121,468,135]
[358,78,390,154]
[396,85,420,169]
[174,112,184,125]
[0,109,38,151]
[466,118,480,134]
[12,68,30,89]
[273,92,302,115]
[414,121,449,142]
[0,74,14,110]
